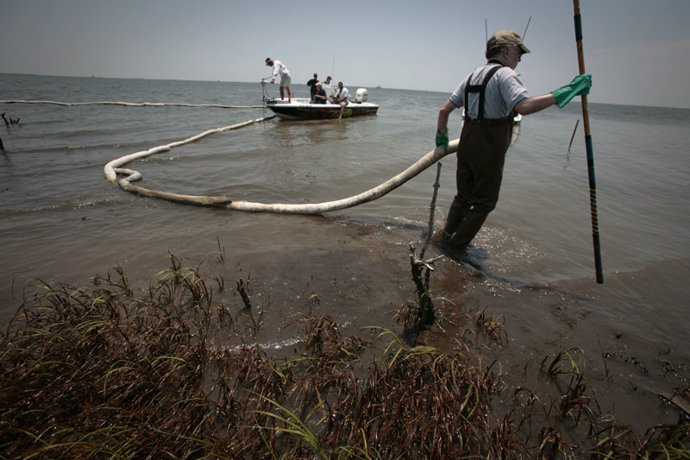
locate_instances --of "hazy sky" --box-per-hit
[2,0,690,108]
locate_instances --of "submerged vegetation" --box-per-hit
[0,254,688,459]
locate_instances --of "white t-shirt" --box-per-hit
[272,60,290,79]
[322,83,335,96]
[334,87,349,102]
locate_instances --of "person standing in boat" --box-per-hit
[307,73,319,99]
[331,81,349,120]
[434,29,592,253]
[265,57,292,103]
[312,82,328,104]
[323,76,334,95]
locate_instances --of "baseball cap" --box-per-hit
[486,30,530,55]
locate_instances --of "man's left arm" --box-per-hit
[514,94,557,115]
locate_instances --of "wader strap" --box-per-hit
[463,64,503,121]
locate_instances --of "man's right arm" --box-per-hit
[437,99,456,134]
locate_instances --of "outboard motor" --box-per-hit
[355,88,368,103]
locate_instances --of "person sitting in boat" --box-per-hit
[331,81,349,119]
[312,82,328,104]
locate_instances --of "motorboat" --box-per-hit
[266,98,379,120]
[262,81,378,120]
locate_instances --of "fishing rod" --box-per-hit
[573,0,604,284]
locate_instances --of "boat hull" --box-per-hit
[266,99,378,120]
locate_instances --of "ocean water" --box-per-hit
[1,74,689,428]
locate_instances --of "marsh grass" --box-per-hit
[1,257,688,459]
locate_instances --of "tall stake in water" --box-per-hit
[573,0,604,284]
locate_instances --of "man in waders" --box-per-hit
[434,29,592,253]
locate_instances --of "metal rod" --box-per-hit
[522,16,532,39]
[573,0,604,284]
[568,119,580,152]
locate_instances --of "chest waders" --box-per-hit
[444,64,515,248]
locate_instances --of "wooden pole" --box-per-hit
[573,0,604,283]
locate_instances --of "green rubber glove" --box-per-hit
[435,129,449,152]
[552,73,592,108]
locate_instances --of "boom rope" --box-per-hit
[1,100,264,109]
[104,118,457,214]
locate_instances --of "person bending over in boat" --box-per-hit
[265,57,292,103]
[433,29,592,254]
[312,82,328,104]
[331,81,349,119]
